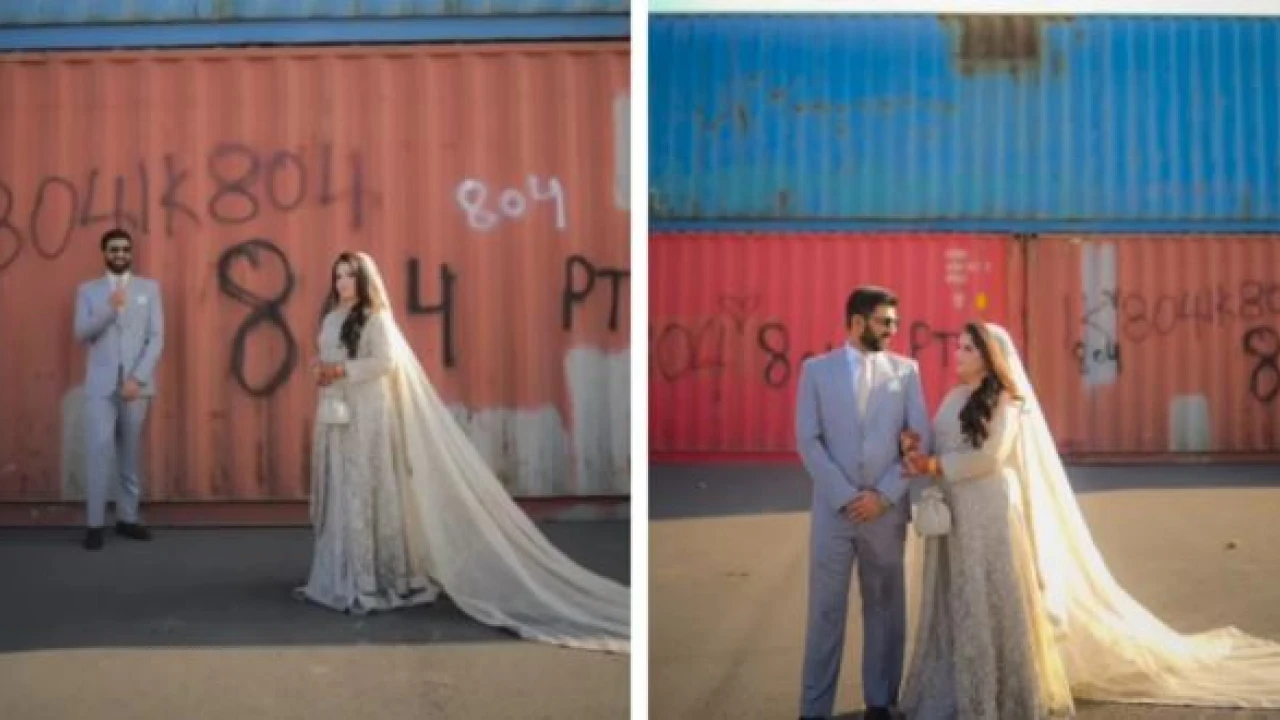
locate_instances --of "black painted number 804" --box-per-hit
[218,239,298,396]
[1243,326,1280,404]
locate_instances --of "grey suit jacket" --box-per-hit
[795,348,931,515]
[73,275,164,398]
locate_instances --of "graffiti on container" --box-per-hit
[218,239,299,398]
[1071,290,1123,380]
[456,176,567,233]
[652,304,969,391]
[650,296,836,391]
[758,322,800,388]
[1243,326,1279,404]
[652,297,750,385]
[1121,282,1280,342]
[907,321,964,372]
[1066,281,1280,380]
[212,248,627,398]
[1067,282,1280,345]
[0,142,366,274]
[402,253,626,372]
[204,144,364,230]
[563,255,630,333]
[405,258,459,369]
[651,319,730,381]
[1072,335,1122,378]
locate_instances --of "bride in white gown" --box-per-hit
[297,250,628,655]
[903,322,1280,712]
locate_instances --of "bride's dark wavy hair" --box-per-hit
[321,251,384,358]
[958,322,1023,449]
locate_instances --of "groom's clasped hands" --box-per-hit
[846,490,889,523]
[844,430,937,524]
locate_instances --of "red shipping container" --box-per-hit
[649,231,1020,459]
[0,42,631,523]
[1025,234,1280,458]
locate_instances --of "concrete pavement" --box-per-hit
[0,521,630,720]
[651,463,1280,720]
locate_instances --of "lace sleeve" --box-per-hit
[939,397,1021,482]
[343,312,394,385]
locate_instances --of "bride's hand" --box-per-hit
[903,449,934,477]
[899,430,921,456]
[316,363,339,387]
[902,449,921,476]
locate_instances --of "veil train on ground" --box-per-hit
[356,251,629,655]
[908,323,1280,708]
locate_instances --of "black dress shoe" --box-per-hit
[115,521,153,541]
[83,527,104,550]
[865,708,892,720]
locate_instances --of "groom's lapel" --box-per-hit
[829,351,857,429]
[93,276,112,304]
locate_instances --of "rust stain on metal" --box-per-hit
[939,15,1073,76]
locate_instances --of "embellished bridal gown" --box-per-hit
[295,253,628,655]
[904,324,1280,716]
[900,386,1071,719]
[297,307,441,613]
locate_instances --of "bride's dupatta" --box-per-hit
[991,324,1280,709]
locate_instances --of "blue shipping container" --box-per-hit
[0,0,627,22]
[649,15,1280,230]
[0,0,628,49]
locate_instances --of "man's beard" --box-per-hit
[862,328,888,352]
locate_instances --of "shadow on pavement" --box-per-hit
[0,521,628,652]
[651,462,1280,521]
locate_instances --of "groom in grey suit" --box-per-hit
[795,286,931,720]
[73,228,164,550]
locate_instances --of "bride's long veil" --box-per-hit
[987,323,1280,707]
[356,252,629,654]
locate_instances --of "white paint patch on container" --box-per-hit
[1081,241,1119,388]
[1169,394,1213,452]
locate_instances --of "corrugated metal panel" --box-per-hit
[650,15,1280,227]
[649,231,1017,457]
[0,1,628,49]
[0,42,631,509]
[0,0,627,23]
[1025,234,1280,456]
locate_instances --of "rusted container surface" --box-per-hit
[0,42,631,510]
[1025,235,1280,457]
[0,0,629,22]
[649,231,1018,457]
[651,15,1280,227]
[0,1,629,50]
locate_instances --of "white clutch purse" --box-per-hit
[316,392,351,425]
[913,485,952,537]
